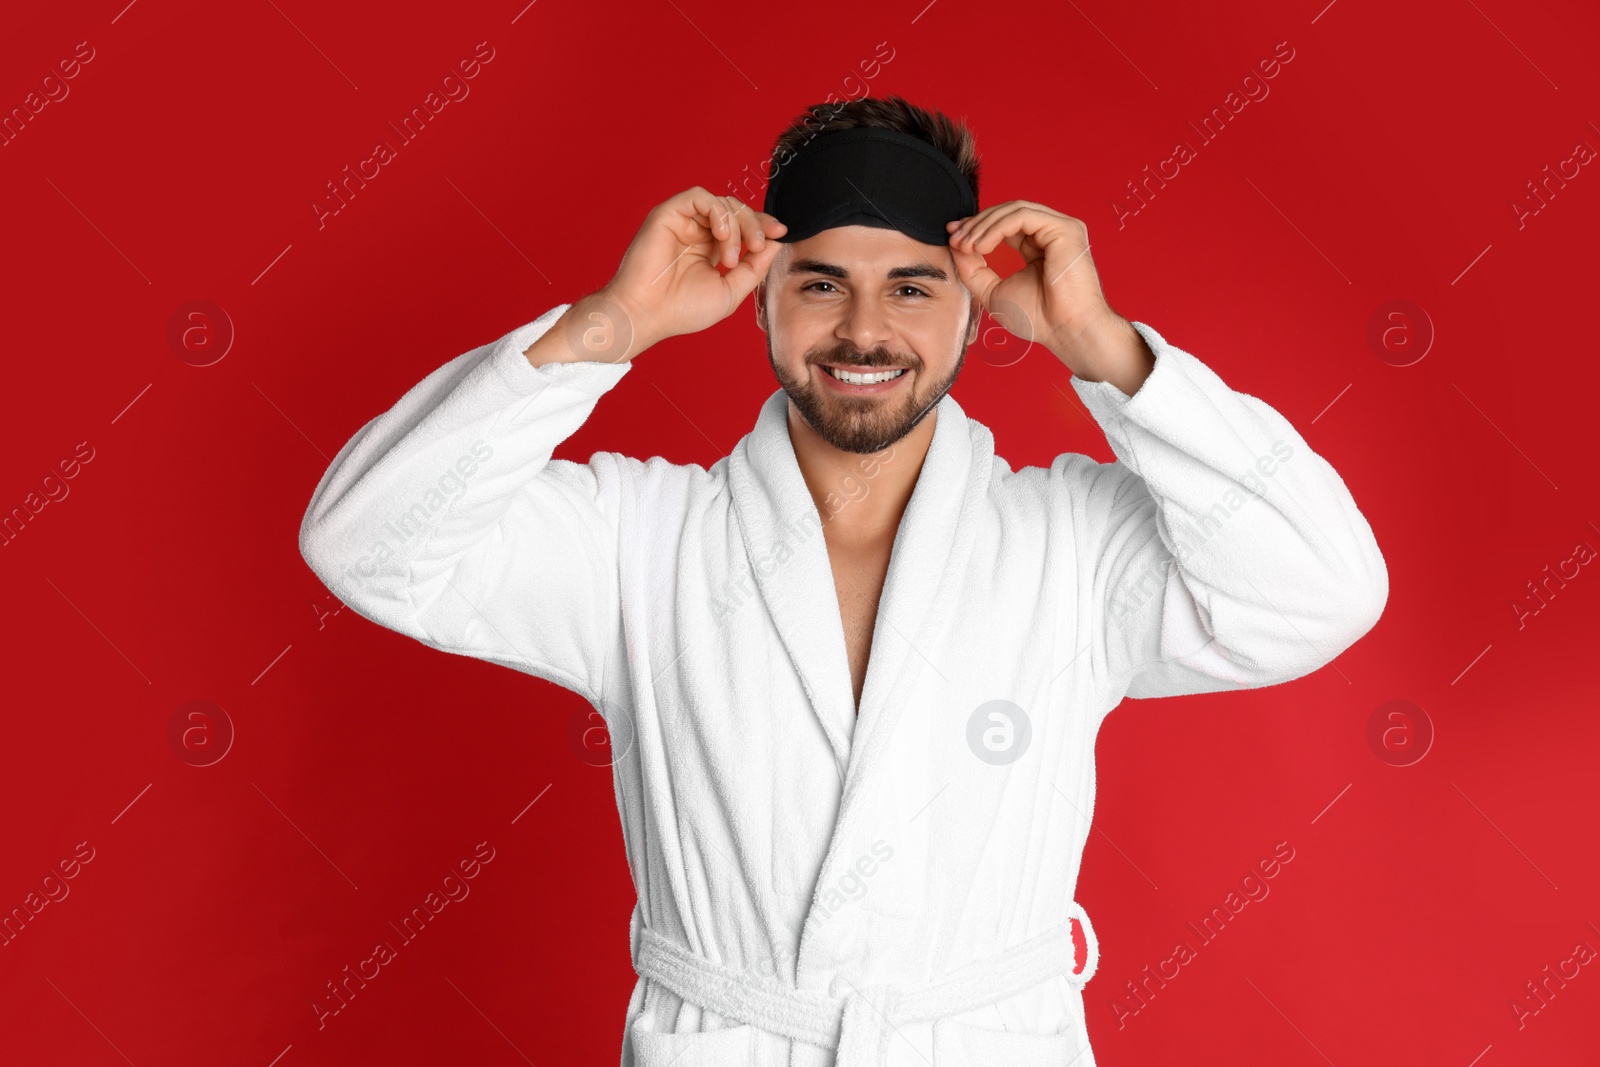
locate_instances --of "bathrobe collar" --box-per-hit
[727,386,996,780]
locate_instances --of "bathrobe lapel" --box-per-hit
[726,386,993,788]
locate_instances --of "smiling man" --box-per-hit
[755,220,988,714]
[299,96,1388,1067]
[763,241,971,456]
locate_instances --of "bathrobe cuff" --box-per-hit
[1067,320,1170,463]
[485,301,635,395]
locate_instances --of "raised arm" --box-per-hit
[297,300,635,703]
[298,188,790,704]
[1061,320,1388,701]
[940,201,1386,701]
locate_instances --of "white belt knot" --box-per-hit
[633,902,1098,1067]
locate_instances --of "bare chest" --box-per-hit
[827,540,893,715]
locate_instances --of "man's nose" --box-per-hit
[835,299,895,354]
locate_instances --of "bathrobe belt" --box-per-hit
[633,901,1099,1066]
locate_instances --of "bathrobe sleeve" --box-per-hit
[298,302,632,704]
[1060,320,1388,700]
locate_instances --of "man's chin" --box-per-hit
[787,384,921,455]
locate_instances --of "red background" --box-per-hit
[2,0,1597,1063]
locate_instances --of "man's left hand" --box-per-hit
[947,201,1153,394]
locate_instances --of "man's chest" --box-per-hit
[827,538,894,716]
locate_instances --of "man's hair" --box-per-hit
[767,95,981,205]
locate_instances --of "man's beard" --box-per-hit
[766,310,969,455]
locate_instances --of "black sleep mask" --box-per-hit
[763,127,978,246]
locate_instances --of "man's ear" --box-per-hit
[964,294,982,349]
[754,282,768,332]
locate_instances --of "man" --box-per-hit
[299,96,1387,1067]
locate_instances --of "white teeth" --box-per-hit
[825,365,906,385]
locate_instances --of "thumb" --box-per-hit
[952,246,1003,310]
[722,239,785,309]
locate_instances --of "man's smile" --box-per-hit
[818,364,911,392]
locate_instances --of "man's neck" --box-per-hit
[786,404,936,546]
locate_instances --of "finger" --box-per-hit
[722,198,754,268]
[732,201,783,255]
[959,203,1031,253]
[680,193,729,267]
[675,187,725,244]
[701,196,732,268]
[730,200,763,254]
[726,203,790,267]
[1002,225,1049,266]
[721,196,759,268]
[982,209,1072,265]
[658,187,727,264]
[950,245,1003,309]
[947,207,997,248]
[722,236,786,309]
[957,202,1067,252]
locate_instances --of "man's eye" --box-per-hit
[801,281,928,298]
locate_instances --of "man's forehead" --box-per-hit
[778,226,955,282]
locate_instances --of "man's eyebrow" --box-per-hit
[787,258,950,283]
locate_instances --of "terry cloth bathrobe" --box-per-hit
[299,303,1388,1067]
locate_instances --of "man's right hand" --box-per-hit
[526,188,787,368]
[601,188,787,353]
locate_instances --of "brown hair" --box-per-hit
[767,95,981,206]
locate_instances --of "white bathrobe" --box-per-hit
[299,302,1387,1067]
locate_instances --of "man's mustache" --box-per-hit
[812,347,915,370]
